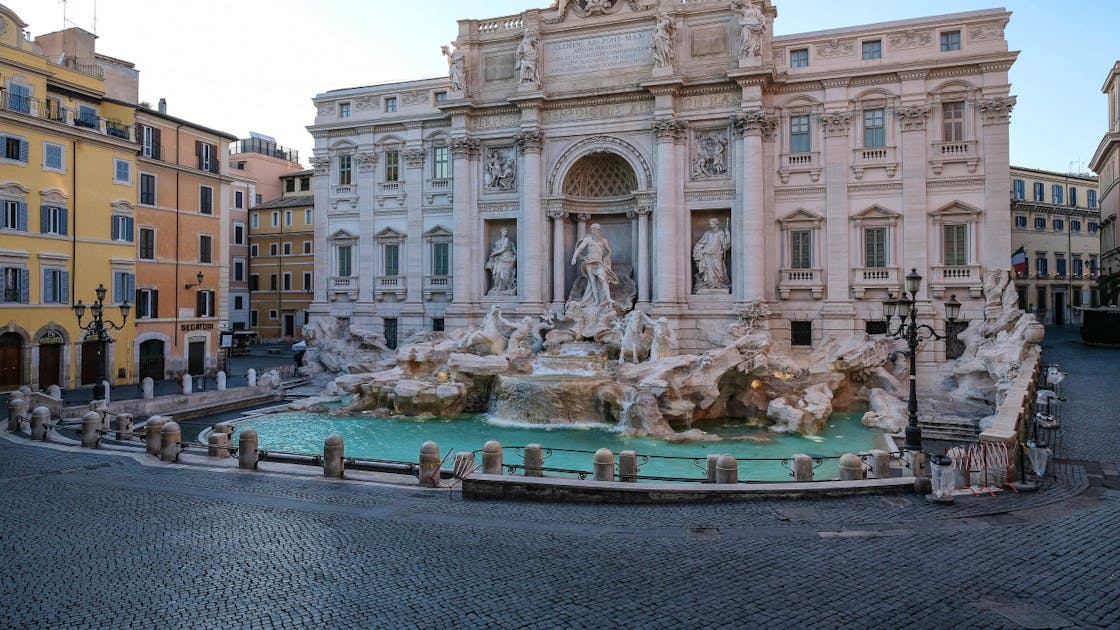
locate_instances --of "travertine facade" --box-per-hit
[1090,61,1120,306]
[307,0,1017,357]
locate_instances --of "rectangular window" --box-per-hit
[1012,179,1025,200]
[140,173,156,205]
[2,200,27,231]
[861,40,882,60]
[789,48,809,68]
[303,240,312,254]
[790,230,812,269]
[305,209,312,224]
[433,242,450,276]
[111,215,135,242]
[1069,187,1078,207]
[384,244,400,276]
[269,274,278,291]
[44,143,63,171]
[200,186,214,215]
[300,177,310,191]
[1089,222,1099,233]
[1071,220,1081,233]
[1055,256,1067,277]
[432,318,445,332]
[863,108,885,148]
[40,205,67,235]
[286,178,295,193]
[140,124,155,158]
[283,273,292,291]
[233,295,243,310]
[134,288,158,319]
[4,136,25,162]
[77,105,98,128]
[337,245,352,277]
[791,321,813,346]
[235,190,244,209]
[942,224,967,266]
[1051,184,1064,205]
[339,102,351,118]
[1,267,28,303]
[1035,254,1048,277]
[139,228,155,260]
[432,146,450,179]
[234,223,245,245]
[283,242,292,255]
[270,243,278,256]
[114,159,131,184]
[251,213,259,229]
[41,268,69,304]
[199,235,213,263]
[1034,217,1046,230]
[864,227,887,268]
[1088,189,1097,208]
[250,310,258,327]
[789,115,810,153]
[255,194,262,206]
[1033,182,1044,201]
[196,290,215,317]
[284,211,293,227]
[940,30,961,52]
[1014,215,1027,229]
[7,84,29,113]
[385,150,400,182]
[233,258,245,282]
[942,102,965,143]
[271,211,279,227]
[1053,219,1064,232]
[1074,256,1084,277]
[384,318,398,350]
[338,154,352,186]
[198,142,216,172]
[112,271,135,304]
[249,275,259,291]
[250,244,259,257]
[303,272,312,291]
[385,97,397,113]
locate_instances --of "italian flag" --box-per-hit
[1011,245,1027,274]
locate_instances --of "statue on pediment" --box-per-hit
[651,13,676,69]
[516,33,540,87]
[442,42,466,94]
[734,1,765,60]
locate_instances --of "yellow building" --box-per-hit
[0,8,137,391]
[249,170,314,340]
[1010,166,1101,325]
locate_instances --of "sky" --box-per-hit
[9,0,1119,173]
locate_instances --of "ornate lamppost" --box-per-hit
[74,283,130,401]
[882,268,962,453]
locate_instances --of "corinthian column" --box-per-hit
[733,110,774,301]
[516,128,545,308]
[547,207,567,304]
[448,136,478,317]
[652,118,687,305]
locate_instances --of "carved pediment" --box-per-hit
[376,226,407,242]
[39,189,71,205]
[328,228,358,242]
[779,208,824,225]
[930,201,983,218]
[111,200,135,214]
[0,181,29,197]
[424,225,453,238]
[851,205,900,221]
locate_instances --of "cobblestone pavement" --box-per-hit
[1,327,1118,629]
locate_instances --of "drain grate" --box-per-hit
[686,527,720,536]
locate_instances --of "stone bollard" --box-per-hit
[481,440,503,475]
[791,454,814,482]
[19,386,31,395]
[838,453,865,481]
[453,452,475,479]
[419,441,441,488]
[207,431,230,458]
[212,422,234,439]
[80,411,101,448]
[46,384,62,399]
[619,450,639,483]
[181,374,193,395]
[145,417,167,456]
[523,443,543,478]
[115,413,133,441]
[706,454,720,483]
[216,371,227,391]
[141,377,154,399]
[593,448,614,482]
[909,451,932,495]
[160,421,181,463]
[715,454,738,484]
[246,368,257,387]
[8,396,28,432]
[866,450,891,479]
[238,429,259,469]
[30,406,50,441]
[99,381,111,403]
[323,435,345,479]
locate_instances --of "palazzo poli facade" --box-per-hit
[308,0,1017,355]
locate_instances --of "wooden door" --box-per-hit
[38,344,61,388]
[0,333,21,390]
[138,339,165,381]
[187,341,205,376]
[81,340,102,385]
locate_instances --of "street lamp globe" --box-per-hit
[73,300,86,321]
[905,268,923,295]
[945,294,962,322]
[95,283,107,303]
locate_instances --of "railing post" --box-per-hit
[419,441,441,487]
[7,396,28,432]
[115,413,133,441]
[238,429,259,469]
[523,443,543,477]
[838,453,865,481]
[208,432,229,458]
[80,411,101,448]
[481,440,503,475]
[160,421,181,463]
[593,448,614,482]
[323,435,344,479]
[706,454,720,482]
[618,450,638,483]
[145,417,167,456]
[792,454,814,482]
[715,454,738,484]
[30,406,50,441]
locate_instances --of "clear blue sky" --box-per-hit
[11,1,1119,174]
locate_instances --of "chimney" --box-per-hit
[158,98,167,114]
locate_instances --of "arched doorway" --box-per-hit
[138,339,165,381]
[0,332,22,390]
[37,330,65,388]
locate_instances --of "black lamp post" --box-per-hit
[74,283,131,401]
[883,268,962,453]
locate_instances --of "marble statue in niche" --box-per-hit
[691,130,729,179]
[516,32,540,86]
[650,12,676,69]
[484,149,516,191]
[442,42,466,93]
[570,223,617,306]
[734,1,765,60]
[693,217,731,292]
[485,227,518,295]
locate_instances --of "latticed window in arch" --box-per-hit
[563,153,638,197]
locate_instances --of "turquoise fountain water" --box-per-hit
[234,410,884,482]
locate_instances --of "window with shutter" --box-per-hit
[199,235,212,263]
[942,224,967,266]
[864,227,886,268]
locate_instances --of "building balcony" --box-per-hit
[850,146,898,179]
[778,268,824,300]
[930,141,979,175]
[377,181,406,208]
[777,152,821,184]
[425,178,452,205]
[929,264,982,298]
[375,275,407,301]
[328,276,358,302]
[0,90,134,143]
[423,275,453,301]
[850,266,899,299]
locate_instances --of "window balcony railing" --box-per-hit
[375,275,407,301]
[332,184,355,198]
[778,268,824,300]
[930,140,979,175]
[851,146,898,179]
[0,89,135,142]
[850,266,899,299]
[328,276,358,302]
[423,275,453,301]
[379,182,402,194]
[929,264,982,298]
[777,152,821,184]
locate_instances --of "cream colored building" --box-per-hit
[308,1,1017,359]
[1090,61,1120,306]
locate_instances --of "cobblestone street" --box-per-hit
[1,326,1118,629]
